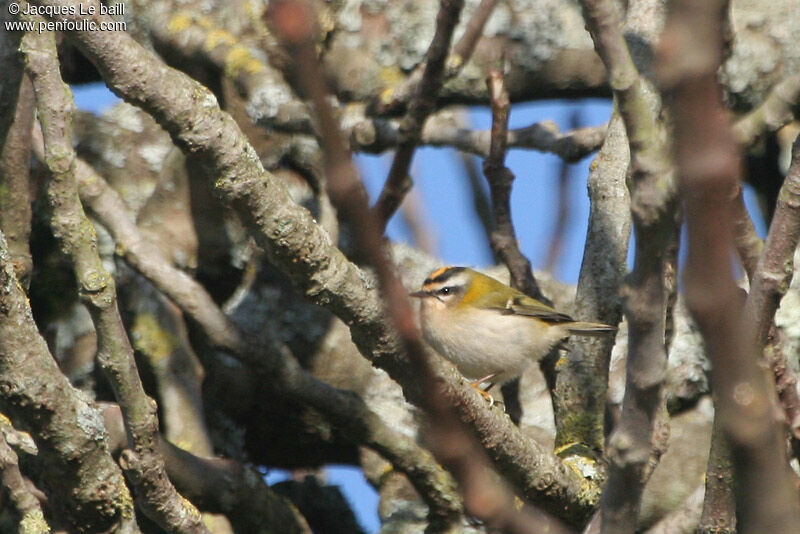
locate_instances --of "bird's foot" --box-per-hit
[469,383,495,406]
[469,373,499,407]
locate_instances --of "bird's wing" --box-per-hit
[484,294,575,323]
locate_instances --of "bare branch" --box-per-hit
[447,0,498,76]
[0,429,49,531]
[129,2,312,133]
[483,69,546,301]
[552,111,630,461]
[692,75,800,282]
[657,0,800,531]
[743,134,800,454]
[578,0,677,531]
[0,234,136,531]
[269,3,574,531]
[744,135,800,346]
[22,20,207,534]
[101,403,312,534]
[0,72,33,288]
[733,75,800,147]
[372,0,465,229]
[372,0,498,116]
[350,109,607,160]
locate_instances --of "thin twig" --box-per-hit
[372,0,465,230]
[483,68,546,301]
[371,0,497,116]
[447,0,498,75]
[733,75,800,148]
[481,68,535,425]
[0,431,48,531]
[351,109,607,161]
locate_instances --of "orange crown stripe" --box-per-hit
[428,266,455,280]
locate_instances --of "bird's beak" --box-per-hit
[409,290,428,298]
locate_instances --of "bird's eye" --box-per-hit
[438,287,452,295]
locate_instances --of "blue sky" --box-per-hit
[73,83,767,533]
[365,99,616,283]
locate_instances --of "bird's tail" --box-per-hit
[566,322,617,337]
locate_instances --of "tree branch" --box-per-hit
[745,135,800,348]
[128,2,313,133]
[371,0,497,116]
[579,0,677,531]
[22,21,207,534]
[0,233,136,531]
[371,0,465,229]
[733,75,800,148]
[657,0,800,531]
[0,428,48,531]
[484,68,545,301]
[0,70,33,288]
[351,108,608,160]
[269,3,573,531]
[743,134,800,453]
[715,75,800,282]
[101,403,312,534]
[551,111,629,462]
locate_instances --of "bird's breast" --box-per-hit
[419,306,568,383]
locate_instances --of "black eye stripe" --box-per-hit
[424,266,465,285]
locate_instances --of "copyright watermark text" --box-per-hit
[5,2,126,33]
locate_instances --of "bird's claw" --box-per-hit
[469,379,497,407]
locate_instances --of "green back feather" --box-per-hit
[462,270,575,323]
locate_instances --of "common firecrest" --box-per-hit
[410,266,616,390]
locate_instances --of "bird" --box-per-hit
[410,266,616,398]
